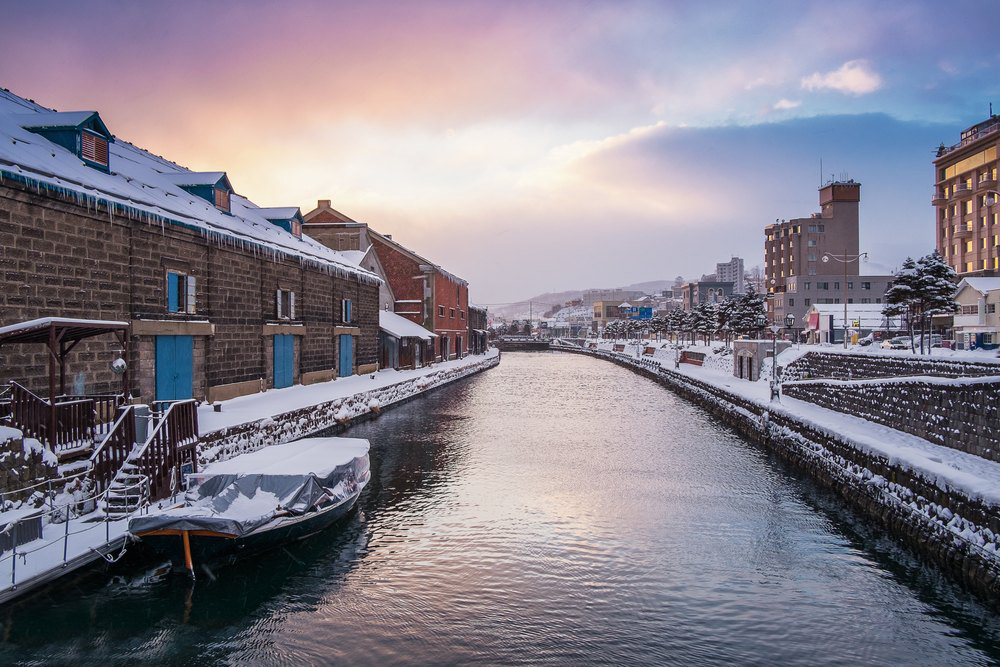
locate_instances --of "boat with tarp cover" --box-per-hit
[128,437,370,576]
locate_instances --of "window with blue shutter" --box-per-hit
[167,272,180,312]
[342,298,353,323]
[167,271,196,314]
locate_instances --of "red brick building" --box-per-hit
[0,90,380,405]
[303,200,470,360]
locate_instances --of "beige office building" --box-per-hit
[933,115,1000,276]
[764,181,861,320]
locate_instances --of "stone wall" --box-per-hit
[783,377,1000,462]
[554,346,1000,600]
[0,427,58,506]
[782,350,1000,382]
[0,181,379,401]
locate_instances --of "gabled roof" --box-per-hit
[161,171,232,190]
[303,201,360,224]
[368,228,468,286]
[0,88,379,284]
[957,277,1000,296]
[14,111,111,138]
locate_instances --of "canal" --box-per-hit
[2,351,1000,665]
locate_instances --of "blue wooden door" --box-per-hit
[155,335,193,401]
[273,335,294,388]
[339,334,353,377]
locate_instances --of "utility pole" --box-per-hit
[822,250,868,349]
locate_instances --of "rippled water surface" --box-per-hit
[3,351,1000,666]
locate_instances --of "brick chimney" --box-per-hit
[318,199,331,208]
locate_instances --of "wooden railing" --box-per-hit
[89,405,136,495]
[57,393,124,440]
[132,400,199,502]
[6,383,127,457]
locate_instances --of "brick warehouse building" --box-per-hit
[0,89,380,404]
[303,200,470,360]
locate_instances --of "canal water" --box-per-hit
[3,351,1000,665]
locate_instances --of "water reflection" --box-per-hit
[1,351,999,666]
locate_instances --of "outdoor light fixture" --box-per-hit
[785,313,795,328]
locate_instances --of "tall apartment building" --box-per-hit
[715,257,745,293]
[765,181,861,294]
[933,115,1000,276]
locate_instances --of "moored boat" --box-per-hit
[128,436,371,576]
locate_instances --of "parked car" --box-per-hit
[880,336,910,350]
[880,334,943,350]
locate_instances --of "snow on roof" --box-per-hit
[958,278,1000,295]
[12,111,102,130]
[379,310,437,339]
[619,302,632,308]
[0,316,128,337]
[0,89,378,284]
[160,171,228,187]
[201,436,370,477]
[254,206,301,221]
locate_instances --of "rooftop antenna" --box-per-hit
[819,158,823,188]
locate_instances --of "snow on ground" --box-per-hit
[199,349,499,434]
[586,338,1000,508]
[0,510,129,597]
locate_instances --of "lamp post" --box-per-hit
[756,313,767,340]
[785,312,796,348]
[822,251,868,349]
[768,322,782,401]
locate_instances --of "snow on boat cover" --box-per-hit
[129,437,370,538]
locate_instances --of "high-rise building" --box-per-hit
[715,257,745,293]
[764,181,861,298]
[933,115,999,276]
[763,180,891,329]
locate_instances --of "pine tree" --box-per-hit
[883,257,919,352]
[916,251,958,353]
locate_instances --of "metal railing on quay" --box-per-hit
[0,474,151,590]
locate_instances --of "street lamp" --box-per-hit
[756,313,767,339]
[822,251,868,349]
[768,322,782,401]
[785,312,796,348]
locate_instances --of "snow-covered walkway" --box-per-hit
[199,350,499,434]
[588,342,1000,508]
[0,509,130,604]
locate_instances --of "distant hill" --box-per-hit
[491,279,676,319]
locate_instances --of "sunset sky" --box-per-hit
[2,0,998,304]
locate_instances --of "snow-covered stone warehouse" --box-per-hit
[0,88,381,407]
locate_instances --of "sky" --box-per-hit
[1,0,998,305]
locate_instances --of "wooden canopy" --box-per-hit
[0,318,130,440]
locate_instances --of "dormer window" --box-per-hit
[162,171,234,214]
[17,110,114,173]
[255,207,304,239]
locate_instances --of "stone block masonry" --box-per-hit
[782,350,1000,382]
[0,181,379,402]
[0,427,57,505]
[783,376,1000,463]
[554,346,1000,601]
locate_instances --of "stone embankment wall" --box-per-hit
[782,351,1000,381]
[555,346,1000,601]
[199,353,500,466]
[0,427,57,507]
[783,377,1000,463]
